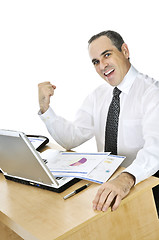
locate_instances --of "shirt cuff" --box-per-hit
[121,162,148,185]
[38,107,57,123]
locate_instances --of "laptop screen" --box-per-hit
[0,130,58,186]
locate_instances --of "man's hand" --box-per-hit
[38,82,56,114]
[92,172,135,212]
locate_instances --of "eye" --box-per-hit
[104,53,111,58]
[93,60,99,66]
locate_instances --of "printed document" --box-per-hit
[40,150,109,174]
[40,150,125,184]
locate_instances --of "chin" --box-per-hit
[107,79,117,87]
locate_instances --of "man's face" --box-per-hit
[88,36,131,86]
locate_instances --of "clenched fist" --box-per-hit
[38,82,56,113]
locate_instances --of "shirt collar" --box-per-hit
[117,65,138,94]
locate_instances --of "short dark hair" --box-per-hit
[88,30,124,51]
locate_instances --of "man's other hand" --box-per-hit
[92,172,135,212]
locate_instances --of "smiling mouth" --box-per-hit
[104,69,115,77]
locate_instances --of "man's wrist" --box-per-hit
[40,105,49,114]
[119,172,135,188]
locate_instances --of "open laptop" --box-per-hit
[0,129,80,192]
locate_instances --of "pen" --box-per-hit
[63,183,91,200]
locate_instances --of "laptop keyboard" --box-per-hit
[42,159,48,164]
[55,177,63,180]
[42,159,63,180]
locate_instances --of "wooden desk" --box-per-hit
[0,145,159,240]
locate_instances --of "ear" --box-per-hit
[121,43,130,59]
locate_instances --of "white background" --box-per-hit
[0,0,159,152]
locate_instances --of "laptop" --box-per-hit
[0,129,80,192]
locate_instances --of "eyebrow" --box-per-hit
[100,49,113,56]
[92,49,113,64]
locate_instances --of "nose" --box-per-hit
[100,58,108,71]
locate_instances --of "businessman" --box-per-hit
[38,30,159,212]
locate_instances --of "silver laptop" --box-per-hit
[0,129,80,192]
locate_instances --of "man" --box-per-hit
[38,30,159,212]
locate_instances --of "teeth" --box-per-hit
[104,69,114,76]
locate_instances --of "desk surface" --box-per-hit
[0,144,159,240]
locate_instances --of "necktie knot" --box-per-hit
[113,87,121,97]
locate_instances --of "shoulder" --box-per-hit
[90,83,112,98]
[135,72,159,104]
[80,83,111,110]
[132,71,159,96]
[137,71,159,88]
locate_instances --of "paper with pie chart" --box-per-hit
[40,150,110,174]
[51,154,125,184]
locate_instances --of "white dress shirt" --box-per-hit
[39,65,159,184]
